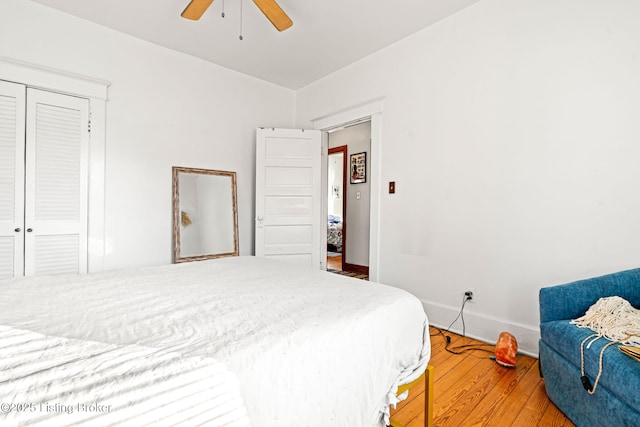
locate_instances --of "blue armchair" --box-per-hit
[539,268,640,426]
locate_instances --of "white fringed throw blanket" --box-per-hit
[570,296,640,394]
[571,296,640,347]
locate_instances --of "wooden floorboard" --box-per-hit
[390,327,575,427]
[327,254,342,270]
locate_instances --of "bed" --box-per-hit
[327,214,343,251]
[0,256,430,426]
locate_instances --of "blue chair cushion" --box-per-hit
[540,319,640,411]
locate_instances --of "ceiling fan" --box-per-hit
[181,0,293,31]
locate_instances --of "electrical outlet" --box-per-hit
[464,288,475,302]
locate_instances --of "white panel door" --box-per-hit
[0,80,26,279]
[255,128,322,268]
[24,88,89,276]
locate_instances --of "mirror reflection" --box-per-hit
[172,167,239,262]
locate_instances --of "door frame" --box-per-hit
[327,145,348,271]
[313,99,383,282]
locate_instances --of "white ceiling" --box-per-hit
[29,0,480,89]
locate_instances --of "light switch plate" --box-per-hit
[389,181,396,194]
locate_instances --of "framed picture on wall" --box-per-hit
[350,152,366,184]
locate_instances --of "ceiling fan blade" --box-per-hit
[252,0,293,31]
[181,0,215,20]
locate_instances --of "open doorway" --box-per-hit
[326,121,371,276]
[315,99,382,281]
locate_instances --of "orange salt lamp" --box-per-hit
[495,331,518,367]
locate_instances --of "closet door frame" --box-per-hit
[0,80,26,277]
[0,56,110,273]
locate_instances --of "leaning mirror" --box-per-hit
[172,167,239,262]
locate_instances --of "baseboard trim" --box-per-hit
[421,299,540,357]
[344,263,369,275]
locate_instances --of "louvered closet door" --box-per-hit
[0,81,26,279]
[24,89,89,276]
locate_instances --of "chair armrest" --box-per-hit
[539,268,640,323]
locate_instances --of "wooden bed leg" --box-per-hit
[424,365,434,427]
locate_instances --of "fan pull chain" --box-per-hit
[239,0,244,40]
[221,0,225,18]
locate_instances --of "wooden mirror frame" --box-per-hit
[172,166,239,262]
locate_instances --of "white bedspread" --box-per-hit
[0,325,250,427]
[0,256,429,426]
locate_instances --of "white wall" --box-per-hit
[329,123,371,267]
[0,0,294,270]
[296,0,640,355]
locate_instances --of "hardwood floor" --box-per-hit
[327,254,342,270]
[390,327,575,427]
